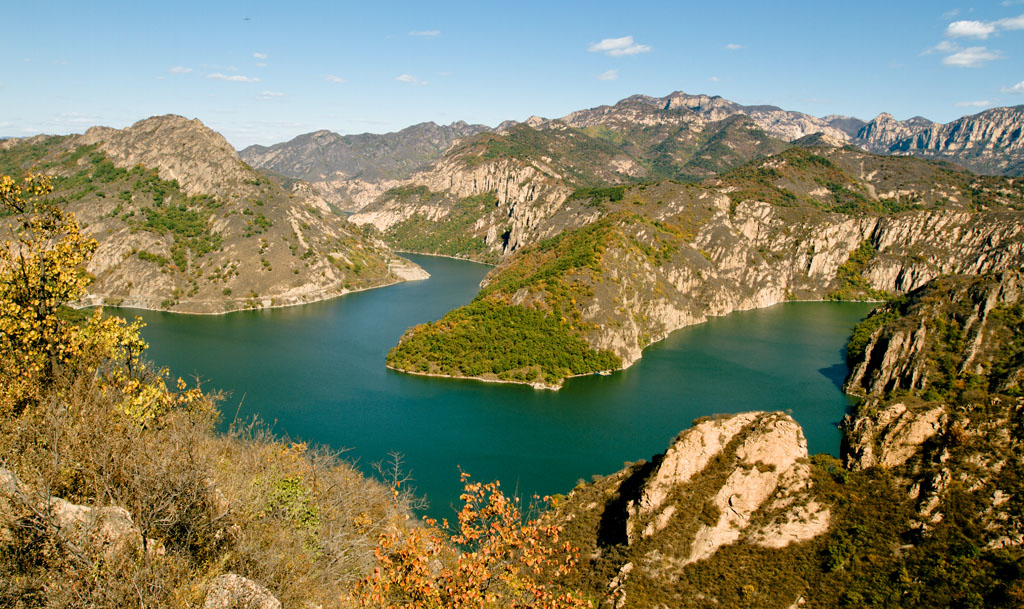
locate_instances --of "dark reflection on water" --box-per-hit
[121,254,876,520]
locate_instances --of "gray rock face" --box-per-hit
[204,574,281,609]
[661,92,852,142]
[582,202,1024,368]
[843,402,947,470]
[551,91,848,142]
[845,270,1024,399]
[351,154,575,257]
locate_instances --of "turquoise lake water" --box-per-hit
[122,254,876,520]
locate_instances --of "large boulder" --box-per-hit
[0,468,141,558]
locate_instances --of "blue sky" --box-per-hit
[2,0,1023,148]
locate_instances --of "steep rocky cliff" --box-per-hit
[350,124,638,262]
[0,116,426,314]
[842,271,1024,546]
[857,106,1024,176]
[385,147,1024,387]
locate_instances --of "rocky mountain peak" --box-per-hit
[906,115,936,127]
[664,92,736,116]
[77,114,251,198]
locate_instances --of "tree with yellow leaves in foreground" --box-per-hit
[352,471,592,609]
[0,173,201,419]
[1,173,95,399]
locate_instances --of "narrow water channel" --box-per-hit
[124,254,875,519]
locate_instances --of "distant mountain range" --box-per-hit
[239,121,490,211]
[548,91,1024,176]
[240,92,1024,214]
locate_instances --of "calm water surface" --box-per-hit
[122,254,875,520]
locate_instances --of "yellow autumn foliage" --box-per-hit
[0,173,202,420]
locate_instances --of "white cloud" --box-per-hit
[169,66,192,74]
[942,9,960,19]
[997,14,1024,29]
[255,62,268,68]
[587,36,652,57]
[946,20,996,38]
[409,30,440,37]
[942,46,1002,67]
[955,100,992,106]
[597,69,618,81]
[396,74,428,85]
[260,90,285,99]
[922,40,960,54]
[207,72,261,82]
[724,43,744,50]
[324,74,347,83]
[710,76,721,82]
[1002,80,1024,93]
[253,52,268,59]
[945,13,1024,38]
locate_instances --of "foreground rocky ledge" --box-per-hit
[552,412,832,608]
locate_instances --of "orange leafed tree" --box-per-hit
[353,471,591,609]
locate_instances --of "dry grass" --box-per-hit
[0,355,413,608]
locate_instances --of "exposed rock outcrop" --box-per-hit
[661,92,851,142]
[626,413,828,560]
[843,402,946,470]
[79,115,259,200]
[554,413,831,607]
[0,468,141,560]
